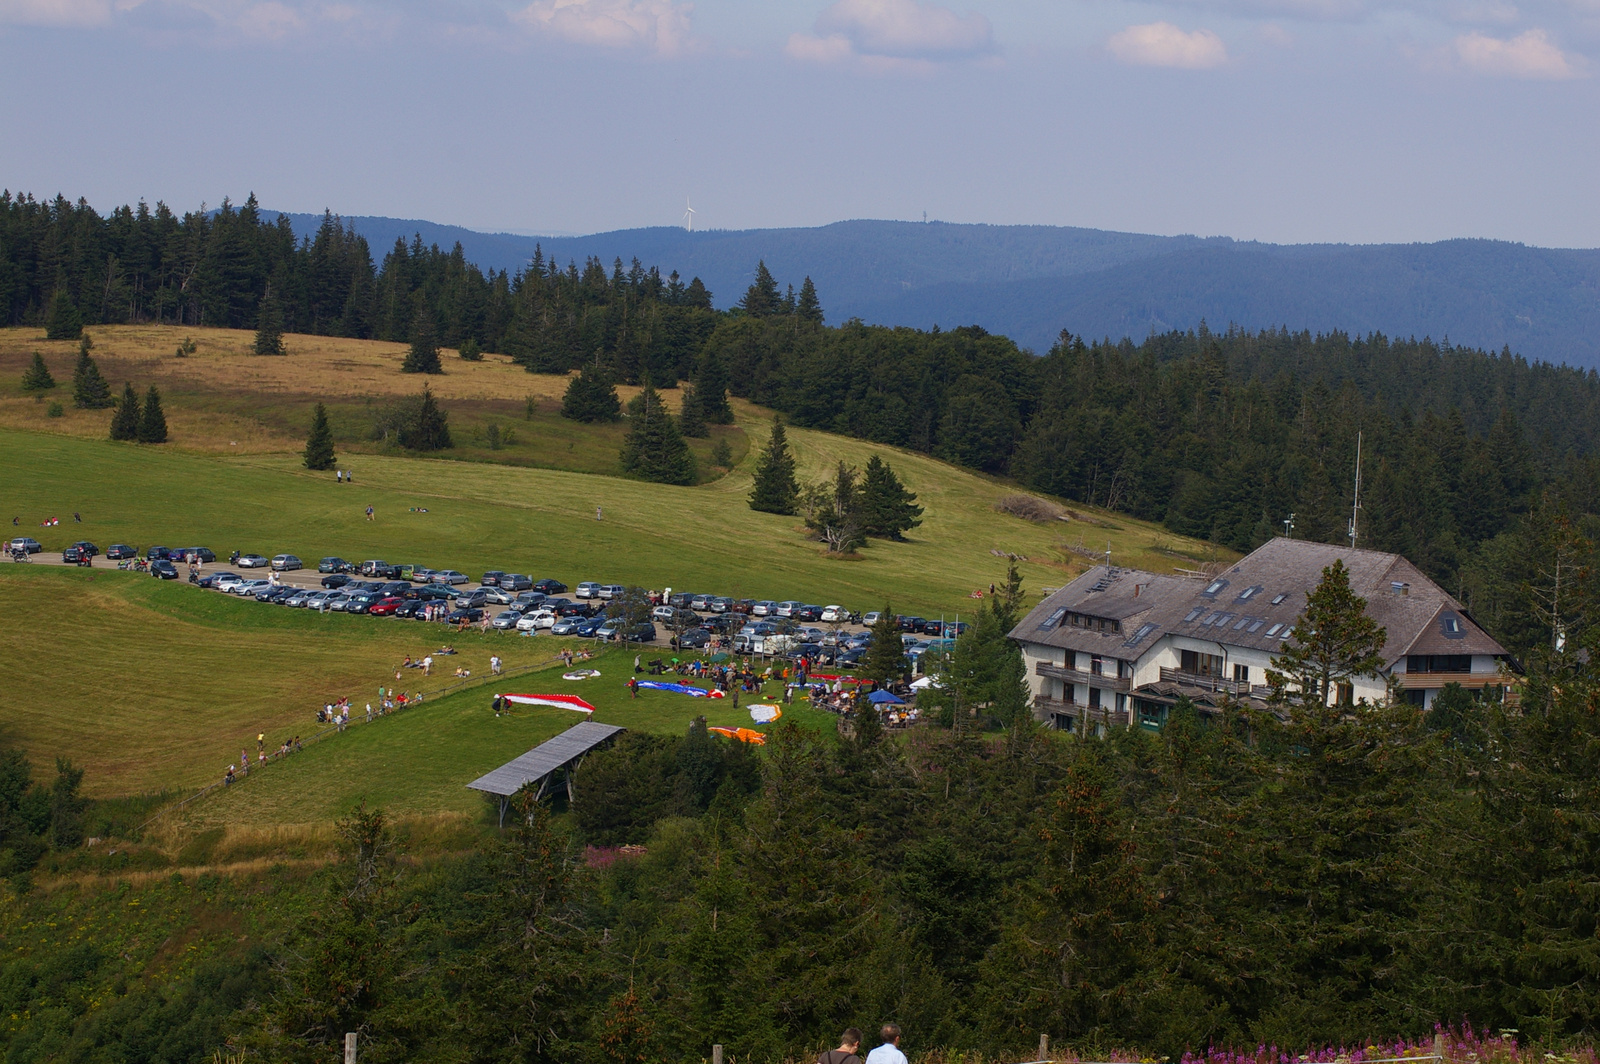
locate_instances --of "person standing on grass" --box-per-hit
[819,1030,864,1064]
[257,732,264,756]
[628,676,639,699]
[865,1026,905,1064]
[423,655,432,676]
[366,504,374,521]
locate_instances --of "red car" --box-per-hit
[368,596,405,616]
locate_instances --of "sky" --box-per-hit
[1,0,1597,247]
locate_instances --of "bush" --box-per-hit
[46,402,63,418]
[995,493,1065,522]
[458,338,483,362]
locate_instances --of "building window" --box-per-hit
[1180,650,1224,677]
[1335,682,1354,706]
[1089,686,1102,709]
[1271,592,1289,605]
[1090,655,1104,675]
[1406,655,1472,674]
[1233,664,1250,683]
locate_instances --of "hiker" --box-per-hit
[627,677,639,699]
[819,1029,864,1064]
[225,764,235,786]
[596,506,602,520]
[491,654,502,675]
[336,470,342,483]
[865,1026,906,1064]
[423,655,433,676]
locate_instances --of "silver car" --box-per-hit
[270,554,302,571]
[432,570,469,586]
[491,610,522,630]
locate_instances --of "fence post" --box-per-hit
[713,1045,724,1064]
[344,1032,357,1064]
[1434,1032,1445,1064]
[1040,1033,1051,1062]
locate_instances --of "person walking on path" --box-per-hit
[423,655,433,676]
[865,1026,906,1064]
[819,1030,864,1064]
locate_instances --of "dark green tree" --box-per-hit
[858,454,923,540]
[138,384,169,443]
[710,437,733,469]
[109,383,140,441]
[398,385,451,451]
[689,349,733,424]
[620,380,696,486]
[795,277,823,325]
[21,352,56,392]
[253,284,286,355]
[738,261,781,318]
[401,309,442,373]
[861,605,907,684]
[561,361,622,423]
[1269,559,1387,707]
[47,758,86,850]
[804,461,865,553]
[677,382,708,437]
[71,338,112,409]
[303,402,336,470]
[748,418,799,515]
[458,337,483,361]
[44,289,82,340]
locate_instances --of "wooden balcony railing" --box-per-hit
[1033,695,1130,727]
[1035,660,1131,692]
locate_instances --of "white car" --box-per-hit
[516,609,557,631]
[651,605,678,622]
[234,579,271,596]
[214,573,246,592]
[237,554,269,568]
[575,581,602,599]
[821,605,848,622]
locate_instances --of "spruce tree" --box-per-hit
[1269,559,1387,707]
[399,385,452,451]
[401,310,442,374]
[748,418,799,515]
[796,277,824,325]
[44,290,82,341]
[108,383,140,441]
[804,461,865,553]
[70,339,112,409]
[710,437,733,469]
[692,350,734,424]
[458,337,482,362]
[560,361,622,423]
[253,285,286,355]
[861,606,907,684]
[858,454,923,540]
[738,261,781,318]
[303,402,336,470]
[137,385,169,443]
[20,353,56,392]
[678,383,708,437]
[620,380,696,486]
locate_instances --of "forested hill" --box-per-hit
[272,211,1600,369]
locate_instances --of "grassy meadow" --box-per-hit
[0,324,1230,829]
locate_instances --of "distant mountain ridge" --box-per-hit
[276,212,1600,368]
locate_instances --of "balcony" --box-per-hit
[1158,667,1264,697]
[1395,671,1509,690]
[1033,695,1130,728]
[1035,660,1131,692]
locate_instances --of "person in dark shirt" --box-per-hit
[818,1029,863,1064]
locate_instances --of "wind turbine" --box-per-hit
[682,198,696,233]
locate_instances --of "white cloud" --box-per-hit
[235,0,301,38]
[1455,27,1582,75]
[1108,22,1228,68]
[514,0,694,56]
[787,0,992,70]
[0,0,114,26]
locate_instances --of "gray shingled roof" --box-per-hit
[467,721,626,797]
[1011,537,1506,667]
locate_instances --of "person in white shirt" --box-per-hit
[864,1026,906,1064]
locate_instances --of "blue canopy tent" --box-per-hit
[868,690,906,705]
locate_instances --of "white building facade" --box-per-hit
[1009,538,1511,732]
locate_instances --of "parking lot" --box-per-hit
[8,539,970,670]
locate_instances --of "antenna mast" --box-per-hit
[1348,431,1363,549]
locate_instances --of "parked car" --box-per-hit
[284,588,316,607]
[821,605,849,622]
[234,579,271,596]
[550,616,586,636]
[574,616,609,638]
[199,571,238,589]
[145,545,172,560]
[345,592,383,614]
[667,591,696,608]
[323,592,354,611]
[481,586,516,606]
[532,578,568,594]
[7,536,43,554]
[673,627,713,650]
[774,601,804,618]
[795,604,824,621]
[406,584,456,602]
[61,546,85,563]
[480,570,507,587]
[318,557,352,574]
[105,544,138,560]
[512,591,547,608]
[751,600,778,616]
[491,610,522,630]
[433,570,469,586]
[394,599,427,619]
[271,554,302,571]
[369,596,405,616]
[708,597,734,613]
[237,554,269,568]
[689,593,715,611]
[67,540,99,557]
[517,609,557,631]
[597,584,626,600]
[360,560,390,576]
[501,574,533,591]
[862,611,884,627]
[551,599,588,617]
[731,599,756,614]
[321,573,352,589]
[151,559,180,579]
[259,585,296,603]
[574,581,602,599]
[185,547,216,563]
[651,605,678,622]
[411,567,438,583]
[446,607,485,624]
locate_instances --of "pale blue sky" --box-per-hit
[2,0,1596,246]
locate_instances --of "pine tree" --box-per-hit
[108,383,140,441]
[796,277,824,325]
[1269,559,1387,707]
[401,309,442,374]
[303,402,336,470]
[620,380,696,486]
[677,383,708,437]
[691,350,734,424]
[561,361,622,423]
[253,285,286,355]
[804,461,865,553]
[70,339,112,409]
[458,337,483,361]
[44,290,82,341]
[398,385,452,451]
[748,418,799,515]
[861,606,907,684]
[710,437,733,469]
[858,454,923,539]
[137,385,169,443]
[738,261,781,318]
[20,353,56,392]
